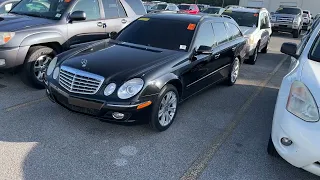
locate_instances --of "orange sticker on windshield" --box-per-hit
[64,0,71,2]
[254,13,258,17]
[187,23,196,30]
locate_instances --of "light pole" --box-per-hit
[222,0,225,7]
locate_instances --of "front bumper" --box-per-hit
[271,79,320,176]
[272,23,300,32]
[46,82,157,123]
[0,46,29,70]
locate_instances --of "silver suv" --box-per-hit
[223,7,272,65]
[0,0,145,89]
[271,6,303,38]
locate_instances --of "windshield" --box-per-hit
[178,5,190,10]
[203,8,220,14]
[10,0,73,20]
[275,8,301,15]
[152,4,167,10]
[223,11,259,27]
[116,18,195,52]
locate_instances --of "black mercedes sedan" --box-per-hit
[45,13,247,131]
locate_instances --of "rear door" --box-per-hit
[211,22,233,78]
[101,0,129,33]
[226,22,247,62]
[67,0,107,48]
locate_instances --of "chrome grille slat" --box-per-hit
[58,66,104,95]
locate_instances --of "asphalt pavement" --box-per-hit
[0,33,318,180]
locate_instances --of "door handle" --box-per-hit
[121,19,127,24]
[97,22,103,27]
[214,54,220,59]
[232,47,236,51]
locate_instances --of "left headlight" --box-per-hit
[0,32,15,45]
[117,78,144,99]
[246,34,255,45]
[286,81,319,122]
[46,57,57,76]
[293,18,299,24]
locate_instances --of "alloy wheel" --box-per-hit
[34,55,52,82]
[158,91,177,127]
[231,58,240,83]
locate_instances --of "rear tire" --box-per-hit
[293,29,300,38]
[149,84,179,132]
[225,57,240,86]
[20,46,57,89]
[267,135,280,158]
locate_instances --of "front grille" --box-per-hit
[277,17,293,23]
[59,66,104,95]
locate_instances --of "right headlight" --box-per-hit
[286,81,319,122]
[0,32,15,45]
[46,57,57,76]
[293,18,299,24]
[117,78,144,99]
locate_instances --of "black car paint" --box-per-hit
[46,14,247,123]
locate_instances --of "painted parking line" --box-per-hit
[180,55,289,180]
[4,97,48,112]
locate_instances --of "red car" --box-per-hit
[178,4,200,14]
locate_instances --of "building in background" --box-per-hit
[239,0,319,15]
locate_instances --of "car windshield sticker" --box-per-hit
[224,10,232,13]
[64,0,72,2]
[254,13,258,17]
[187,23,196,30]
[138,17,150,21]
[179,45,187,50]
[55,13,62,18]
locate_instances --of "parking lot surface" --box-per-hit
[0,34,318,180]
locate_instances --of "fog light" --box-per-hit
[112,112,125,119]
[281,137,292,146]
[0,59,5,66]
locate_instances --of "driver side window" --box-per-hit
[72,0,101,21]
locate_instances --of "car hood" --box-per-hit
[0,13,56,31]
[60,40,181,81]
[300,60,320,108]
[239,26,257,36]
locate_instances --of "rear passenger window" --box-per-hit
[193,22,215,49]
[125,0,146,15]
[72,0,101,20]
[102,0,127,18]
[212,23,229,44]
[227,23,242,40]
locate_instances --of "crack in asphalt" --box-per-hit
[180,55,289,180]
[3,96,48,112]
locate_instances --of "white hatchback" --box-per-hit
[268,23,320,176]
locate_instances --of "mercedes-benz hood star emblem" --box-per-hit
[81,59,87,68]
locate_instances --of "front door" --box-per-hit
[259,12,271,50]
[67,0,107,48]
[182,21,222,98]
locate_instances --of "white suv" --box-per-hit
[268,20,320,176]
[223,7,272,65]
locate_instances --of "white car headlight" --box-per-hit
[286,81,319,122]
[293,18,299,24]
[0,32,15,45]
[246,34,255,45]
[46,57,57,76]
[118,78,144,99]
[271,16,276,22]
[104,83,116,96]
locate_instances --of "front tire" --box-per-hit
[246,43,259,65]
[20,46,57,89]
[149,85,179,132]
[225,57,240,86]
[293,29,300,38]
[267,135,280,157]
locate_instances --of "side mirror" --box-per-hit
[109,31,118,40]
[281,43,298,58]
[69,11,86,22]
[196,45,212,55]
